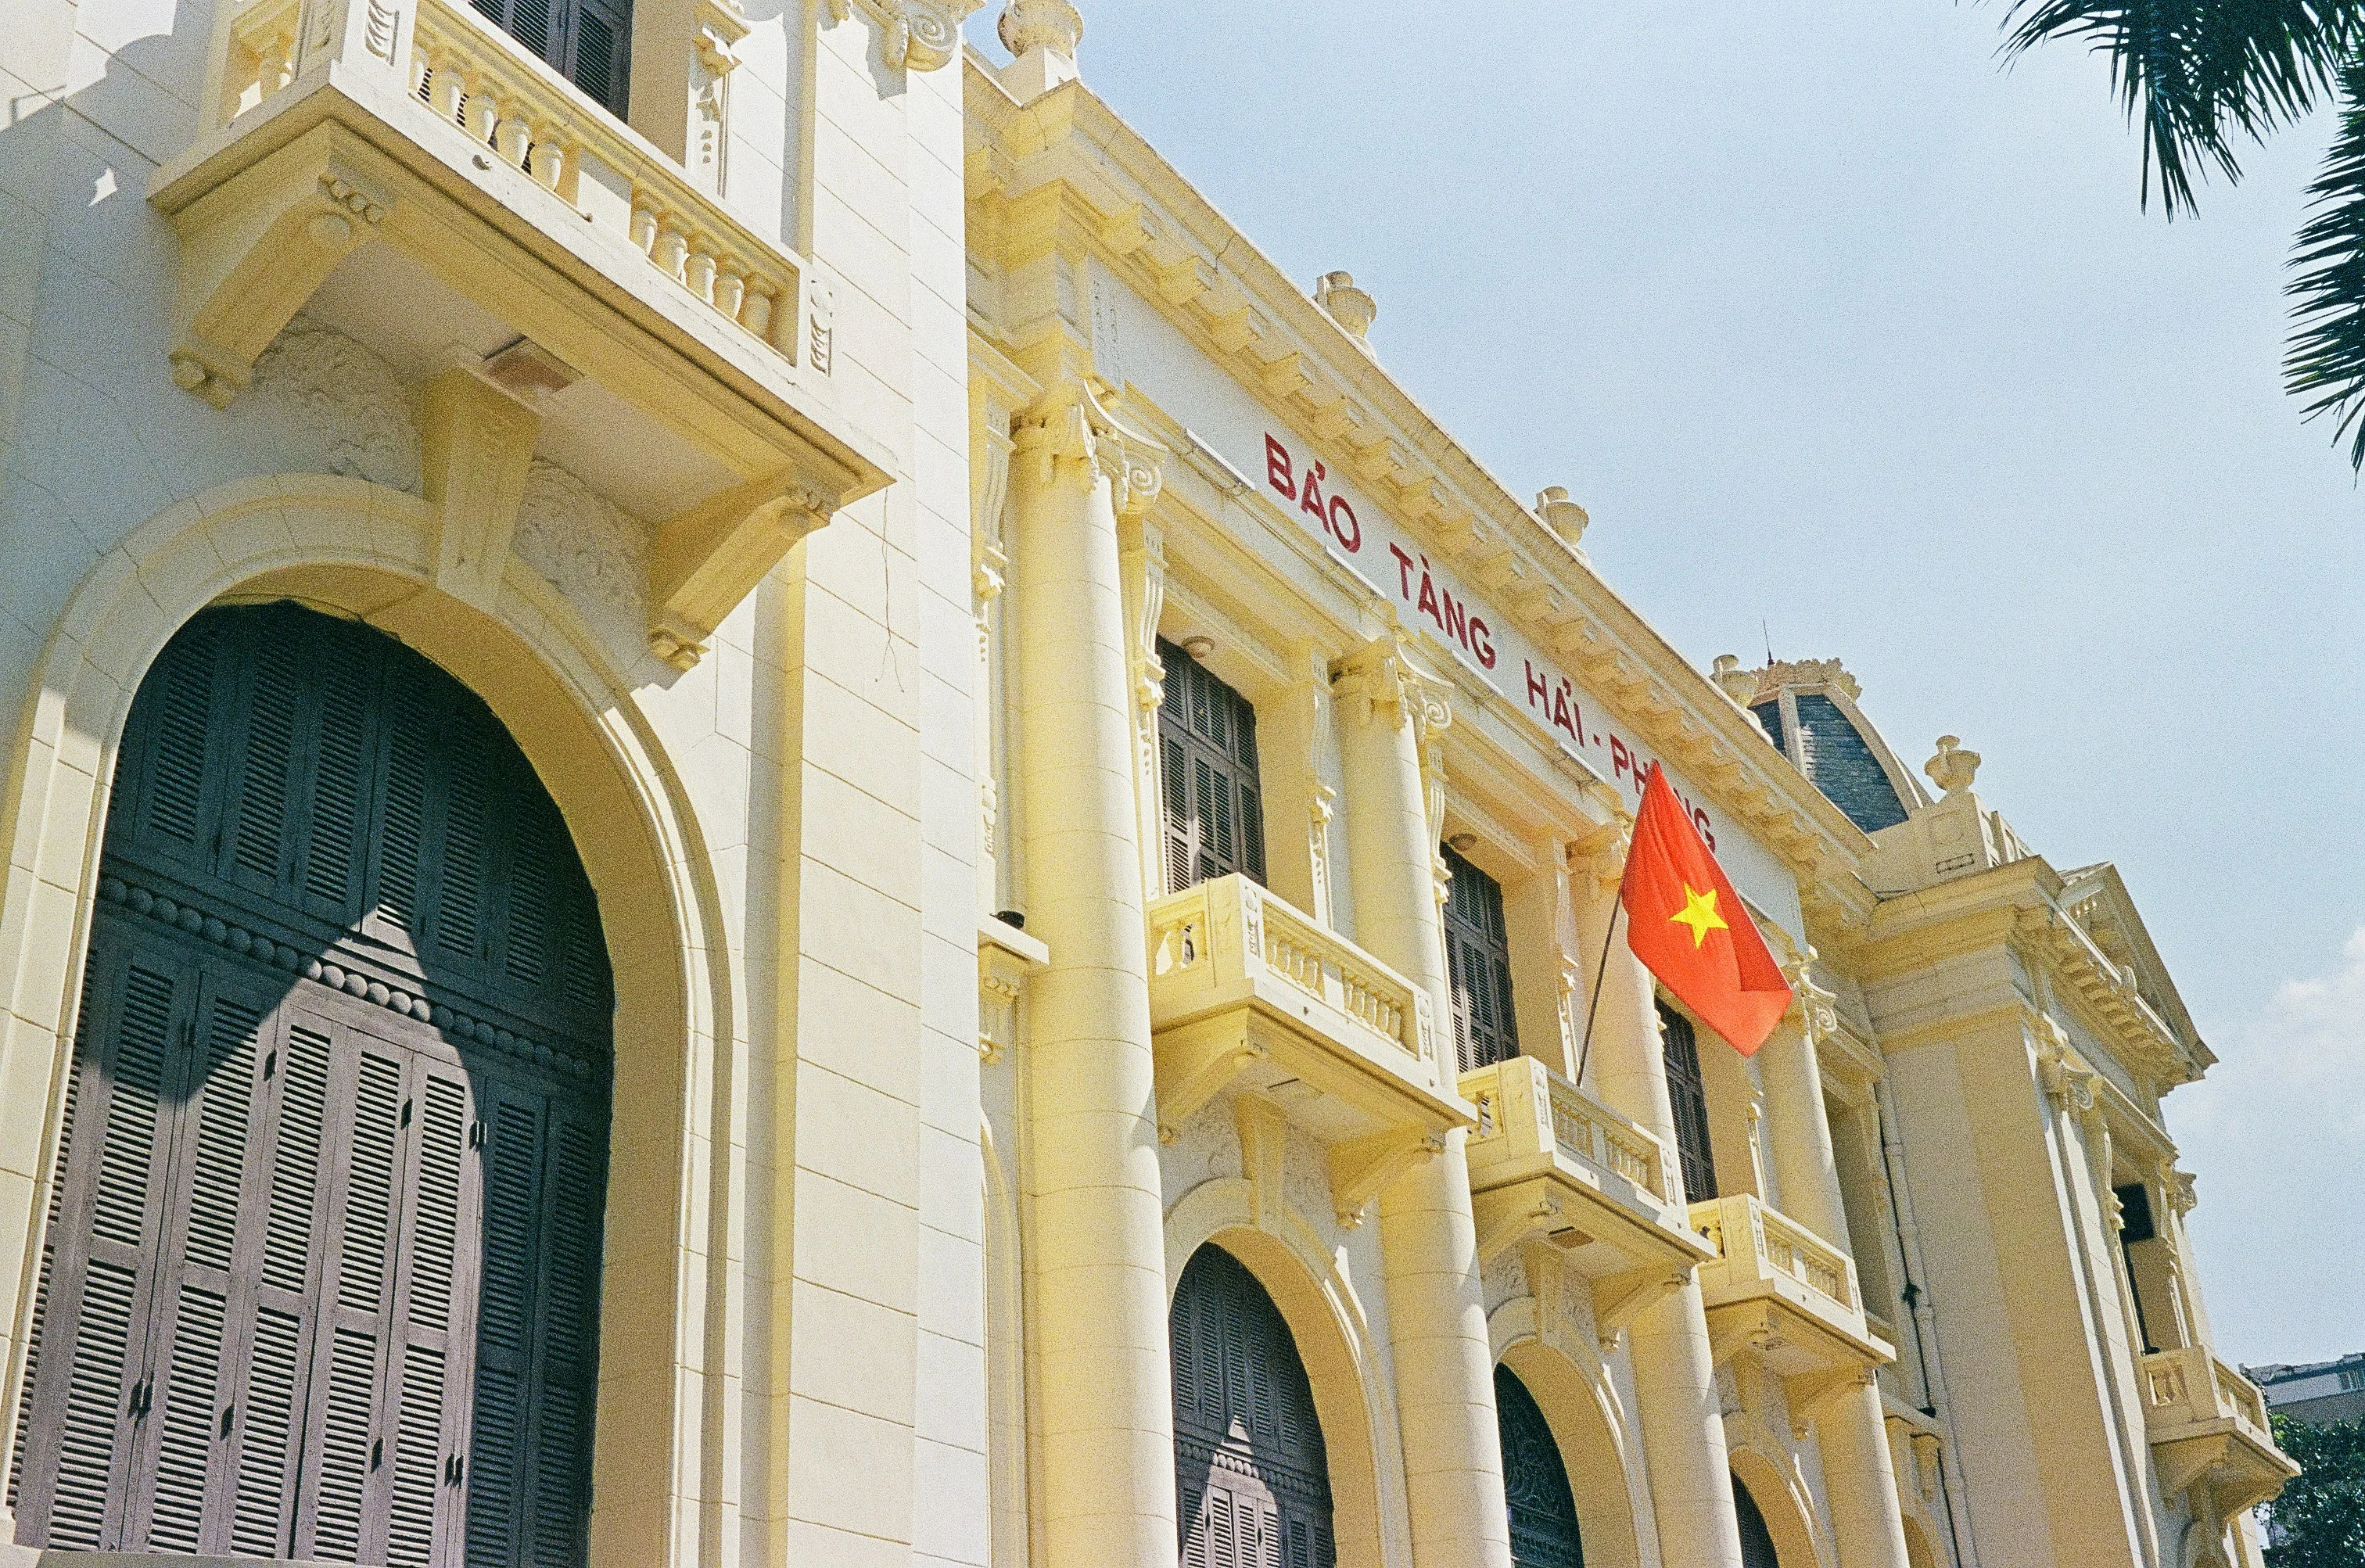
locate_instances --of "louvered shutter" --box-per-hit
[1658,1003,1717,1203]
[1171,1246,1334,1568]
[24,604,614,1568]
[13,928,193,1551]
[1442,846,1519,1073]
[466,0,629,114]
[124,971,279,1554]
[1154,640,1267,893]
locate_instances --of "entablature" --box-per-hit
[962,60,1879,941]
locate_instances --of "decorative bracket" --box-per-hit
[1326,1125,1442,1229]
[163,124,393,407]
[1154,1032,1267,1145]
[1592,1261,1689,1347]
[648,468,849,668]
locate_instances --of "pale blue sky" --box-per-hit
[965,3,2364,1367]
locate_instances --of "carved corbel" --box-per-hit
[1784,1363,1878,1441]
[418,366,543,611]
[161,124,393,407]
[1118,511,1168,892]
[1154,1029,1267,1145]
[1470,1182,1601,1265]
[1592,1261,1689,1347]
[648,469,845,669]
[1326,1125,1443,1229]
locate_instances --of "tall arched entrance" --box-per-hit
[1170,1244,1335,1568]
[1495,1365,1583,1566]
[9,602,613,1566]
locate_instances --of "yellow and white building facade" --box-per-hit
[0,0,2291,1563]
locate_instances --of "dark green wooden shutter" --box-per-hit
[1172,1246,1333,1568]
[1495,1365,1583,1568]
[1442,845,1519,1074]
[1659,1003,1717,1203]
[20,604,612,1567]
[1155,640,1266,893]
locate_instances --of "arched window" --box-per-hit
[1170,1246,1333,1568]
[12,604,612,1567]
[1495,1365,1582,1566]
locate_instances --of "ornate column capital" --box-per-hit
[1010,374,1166,511]
[828,0,978,70]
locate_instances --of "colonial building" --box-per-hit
[0,0,2288,1564]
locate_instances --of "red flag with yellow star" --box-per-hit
[1620,763,1792,1056]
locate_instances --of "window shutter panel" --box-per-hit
[1154,642,1266,894]
[1659,1003,1717,1203]
[1161,734,1193,895]
[437,764,489,970]
[371,705,432,946]
[126,979,273,1553]
[296,1042,410,1563]
[1171,1247,1331,1568]
[302,645,380,920]
[465,1089,544,1566]
[385,1062,479,1568]
[1441,847,1518,1072]
[16,932,192,1550]
[228,635,304,894]
[131,619,221,861]
[569,0,631,115]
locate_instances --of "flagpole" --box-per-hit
[1573,852,1633,1089]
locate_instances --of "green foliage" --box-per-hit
[1994,2,2365,470]
[2264,1413,2365,1567]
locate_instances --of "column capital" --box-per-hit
[1330,630,1451,734]
[1011,374,1166,511]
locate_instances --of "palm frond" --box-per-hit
[2286,50,2365,470]
[2001,2,2360,214]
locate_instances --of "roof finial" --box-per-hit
[1315,271,1376,340]
[998,0,1082,99]
[1925,734,1980,797]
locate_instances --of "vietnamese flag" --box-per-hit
[1620,763,1792,1056]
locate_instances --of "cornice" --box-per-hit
[963,62,1877,941]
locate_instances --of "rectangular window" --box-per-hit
[1441,845,1517,1074]
[1658,1001,1717,1202]
[1157,639,1265,894]
[2340,1365,2365,1393]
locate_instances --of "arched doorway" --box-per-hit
[1734,1472,1783,1568]
[1495,1365,1583,1566]
[1170,1244,1335,1568]
[9,602,612,1566]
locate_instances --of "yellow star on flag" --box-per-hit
[1667,884,1728,949]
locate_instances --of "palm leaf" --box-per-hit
[2001,2,2360,214]
[2287,50,2365,469]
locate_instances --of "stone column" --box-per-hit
[1759,974,1913,1568]
[1007,377,1176,1568]
[1574,851,1748,1568]
[1333,634,1514,1568]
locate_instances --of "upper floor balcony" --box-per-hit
[1691,1193,1892,1411]
[2139,1346,2297,1517]
[1146,874,1473,1227]
[1460,1056,1717,1338]
[149,0,893,665]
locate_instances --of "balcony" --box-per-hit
[1460,1057,1717,1338]
[147,0,893,665]
[1691,1193,1892,1410]
[2139,1347,2297,1516]
[1145,875,1473,1226]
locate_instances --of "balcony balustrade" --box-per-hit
[1459,1056,1717,1340]
[1145,875,1472,1227]
[1690,1193,1892,1420]
[2139,1346,2296,1516]
[150,0,892,664]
